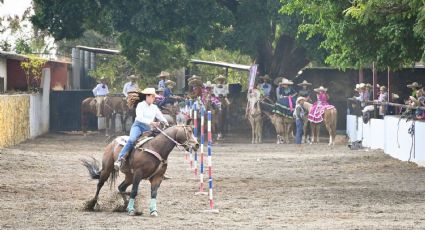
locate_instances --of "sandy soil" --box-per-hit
[1,132,425,229]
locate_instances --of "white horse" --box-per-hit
[246,89,263,144]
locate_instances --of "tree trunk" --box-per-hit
[256,34,310,82]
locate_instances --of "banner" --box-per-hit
[248,64,258,90]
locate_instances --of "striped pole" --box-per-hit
[195,106,207,195]
[193,103,198,175]
[205,110,218,212]
[185,99,190,161]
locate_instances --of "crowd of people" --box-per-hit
[353,81,425,120]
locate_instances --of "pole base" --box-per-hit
[202,209,219,213]
[194,191,208,196]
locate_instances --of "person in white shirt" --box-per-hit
[123,75,139,97]
[92,77,109,116]
[157,71,170,90]
[114,88,169,169]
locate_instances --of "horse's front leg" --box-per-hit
[149,172,165,217]
[117,173,133,209]
[127,171,143,216]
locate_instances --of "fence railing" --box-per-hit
[347,98,425,112]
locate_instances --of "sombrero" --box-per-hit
[297,80,312,86]
[188,75,201,81]
[127,74,138,80]
[354,84,361,91]
[407,82,422,88]
[365,83,373,88]
[379,86,387,91]
[259,74,271,82]
[156,88,165,92]
[214,75,226,83]
[278,78,294,85]
[296,97,306,104]
[157,71,170,78]
[141,87,157,96]
[314,86,328,92]
[273,77,283,86]
[188,79,203,86]
[165,80,176,87]
[204,81,214,88]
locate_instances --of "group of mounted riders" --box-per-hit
[246,75,337,145]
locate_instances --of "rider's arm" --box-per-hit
[154,105,169,125]
[92,84,98,96]
[123,83,128,97]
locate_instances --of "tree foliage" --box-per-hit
[31,0,326,80]
[20,55,47,91]
[280,0,425,70]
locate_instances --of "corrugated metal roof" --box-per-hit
[76,45,120,55]
[0,51,27,61]
[190,59,251,71]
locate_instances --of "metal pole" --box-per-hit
[372,62,377,100]
[387,67,392,102]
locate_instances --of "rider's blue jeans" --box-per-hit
[295,118,304,144]
[118,120,151,160]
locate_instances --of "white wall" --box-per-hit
[347,114,425,166]
[29,68,50,138]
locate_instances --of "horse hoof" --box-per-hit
[83,199,97,211]
[128,210,137,216]
[150,211,158,217]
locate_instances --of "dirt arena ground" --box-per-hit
[1,132,425,229]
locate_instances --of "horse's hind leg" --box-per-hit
[118,173,133,208]
[85,169,110,211]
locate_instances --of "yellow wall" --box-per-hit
[0,95,30,148]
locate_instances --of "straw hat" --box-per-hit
[189,79,203,87]
[409,96,419,106]
[407,82,422,88]
[354,84,361,91]
[165,80,176,87]
[314,86,328,92]
[141,87,157,96]
[379,86,387,91]
[392,93,399,99]
[365,83,373,88]
[127,74,138,80]
[359,83,366,88]
[204,81,214,88]
[156,88,165,92]
[296,96,306,104]
[297,80,312,86]
[278,78,294,85]
[188,75,201,81]
[214,75,226,83]
[259,74,271,82]
[157,71,170,78]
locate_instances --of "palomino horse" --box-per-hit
[246,89,263,143]
[82,125,199,216]
[303,101,337,145]
[81,95,128,135]
[260,101,293,144]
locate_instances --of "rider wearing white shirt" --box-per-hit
[92,78,109,116]
[114,88,169,169]
[123,75,139,97]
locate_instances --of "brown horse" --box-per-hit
[303,102,338,145]
[246,89,263,144]
[82,125,199,216]
[81,96,128,135]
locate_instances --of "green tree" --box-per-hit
[20,55,47,91]
[280,0,425,70]
[31,0,326,80]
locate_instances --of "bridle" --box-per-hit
[155,125,193,151]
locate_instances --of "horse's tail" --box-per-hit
[80,157,119,188]
[81,157,101,180]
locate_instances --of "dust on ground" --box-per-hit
[1,132,425,229]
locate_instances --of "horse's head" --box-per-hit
[175,125,199,151]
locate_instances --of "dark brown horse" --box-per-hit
[82,125,199,216]
[81,96,128,135]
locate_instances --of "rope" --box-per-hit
[408,120,416,162]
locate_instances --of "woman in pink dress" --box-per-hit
[308,86,335,123]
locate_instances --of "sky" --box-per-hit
[0,0,32,17]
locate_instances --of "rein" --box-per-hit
[155,126,190,151]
